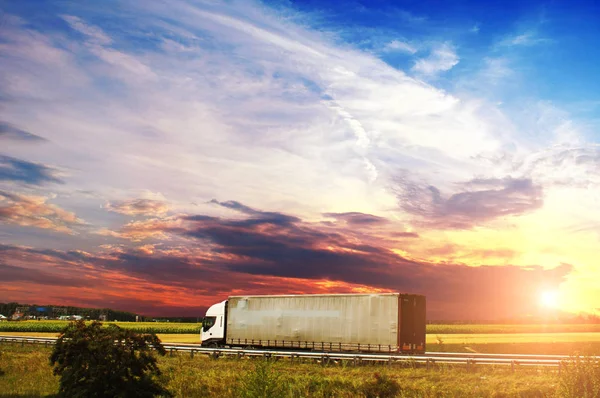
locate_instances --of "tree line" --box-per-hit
[0,302,140,322]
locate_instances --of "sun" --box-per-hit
[540,290,559,308]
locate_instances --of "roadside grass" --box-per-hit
[0,344,58,397]
[0,343,563,397]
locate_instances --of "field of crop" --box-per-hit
[0,343,577,397]
[427,323,600,334]
[4,320,600,335]
[0,320,201,334]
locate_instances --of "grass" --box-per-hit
[0,343,566,397]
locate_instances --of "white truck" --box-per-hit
[201,293,426,353]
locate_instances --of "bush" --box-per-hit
[237,359,287,398]
[361,373,401,398]
[305,378,356,397]
[557,357,600,398]
[50,320,171,398]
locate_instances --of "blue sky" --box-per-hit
[2,0,600,318]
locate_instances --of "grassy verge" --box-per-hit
[0,343,563,397]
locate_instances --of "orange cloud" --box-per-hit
[104,198,169,216]
[96,217,181,241]
[0,190,83,233]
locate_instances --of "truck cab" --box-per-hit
[200,300,227,347]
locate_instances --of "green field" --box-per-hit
[0,343,579,397]
[427,324,600,334]
[0,320,201,334]
[3,320,600,335]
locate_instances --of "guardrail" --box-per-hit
[1,335,597,370]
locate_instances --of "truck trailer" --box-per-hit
[201,293,426,353]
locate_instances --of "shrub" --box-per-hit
[49,320,171,398]
[557,357,600,398]
[361,373,401,398]
[237,359,287,398]
[305,378,356,397]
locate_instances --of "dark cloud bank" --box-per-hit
[0,155,62,185]
[1,198,571,320]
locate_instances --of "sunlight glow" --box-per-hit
[540,290,559,308]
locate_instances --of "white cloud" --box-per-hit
[0,0,588,226]
[412,42,459,75]
[383,40,417,54]
[61,15,113,45]
[498,31,549,47]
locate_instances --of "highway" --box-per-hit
[1,334,596,369]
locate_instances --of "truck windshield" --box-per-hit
[202,316,216,332]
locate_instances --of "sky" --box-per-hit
[1,0,600,320]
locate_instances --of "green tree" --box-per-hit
[50,320,171,398]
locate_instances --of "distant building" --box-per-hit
[11,311,24,320]
[58,315,83,321]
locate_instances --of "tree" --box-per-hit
[50,320,171,398]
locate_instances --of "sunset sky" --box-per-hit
[2,0,600,320]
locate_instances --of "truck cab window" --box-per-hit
[202,316,216,332]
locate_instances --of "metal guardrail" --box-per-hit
[1,335,597,369]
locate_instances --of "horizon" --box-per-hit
[2,0,600,321]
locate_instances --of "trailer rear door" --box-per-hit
[399,294,426,352]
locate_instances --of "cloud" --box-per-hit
[105,199,169,216]
[412,42,459,75]
[178,205,571,319]
[0,199,572,319]
[499,31,549,47]
[323,212,389,225]
[391,231,420,238]
[395,176,543,229]
[206,199,301,227]
[0,1,597,317]
[521,146,600,188]
[0,190,84,233]
[0,121,46,141]
[0,262,94,288]
[60,15,113,45]
[0,155,62,185]
[60,13,156,82]
[97,217,181,242]
[383,40,417,54]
